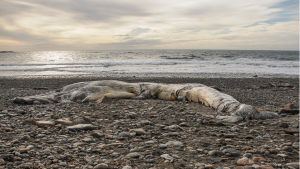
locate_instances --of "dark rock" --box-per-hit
[283,130,299,135]
[72,116,91,125]
[244,135,254,139]
[284,103,296,109]
[282,146,293,152]
[96,96,113,104]
[281,134,299,142]
[279,122,289,128]
[3,154,14,162]
[224,134,236,138]
[278,108,299,115]
[119,132,131,138]
[22,119,36,125]
[224,148,240,157]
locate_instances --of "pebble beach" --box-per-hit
[0,74,299,169]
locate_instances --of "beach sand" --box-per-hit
[0,74,299,169]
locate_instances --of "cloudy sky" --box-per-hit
[0,0,298,51]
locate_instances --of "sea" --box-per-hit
[0,50,299,77]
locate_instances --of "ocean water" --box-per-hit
[0,50,299,76]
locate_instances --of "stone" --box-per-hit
[244,135,254,139]
[94,163,109,169]
[20,135,31,141]
[126,112,136,119]
[85,157,93,162]
[3,154,14,162]
[17,148,29,153]
[224,148,240,157]
[249,129,260,135]
[55,118,73,125]
[236,157,254,166]
[279,122,289,128]
[284,130,299,135]
[243,153,252,158]
[36,134,46,138]
[164,132,180,136]
[122,166,132,169]
[82,137,93,142]
[119,132,131,138]
[252,157,266,162]
[59,162,67,166]
[280,83,293,87]
[205,165,214,168]
[17,163,33,168]
[278,108,299,115]
[166,141,183,147]
[67,124,95,130]
[138,120,153,126]
[160,154,172,160]
[269,149,279,154]
[22,119,36,125]
[72,116,91,124]
[108,143,123,146]
[216,116,243,123]
[126,152,140,158]
[281,134,299,142]
[280,142,292,148]
[224,134,237,138]
[260,166,274,169]
[195,163,205,167]
[208,150,223,156]
[292,142,299,149]
[36,121,55,127]
[284,103,296,109]
[129,128,146,136]
[11,139,18,144]
[26,145,34,150]
[243,146,252,151]
[159,144,167,149]
[286,162,299,169]
[145,140,155,144]
[281,146,293,152]
[91,132,104,138]
[163,125,179,131]
[96,96,113,104]
[179,122,189,126]
[277,154,288,158]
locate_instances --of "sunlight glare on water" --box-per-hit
[30,51,75,63]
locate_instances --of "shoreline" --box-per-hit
[0,72,299,79]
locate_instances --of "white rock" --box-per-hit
[160,154,173,160]
[67,124,95,130]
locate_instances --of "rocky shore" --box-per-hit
[0,75,299,169]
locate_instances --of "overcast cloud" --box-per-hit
[0,0,298,51]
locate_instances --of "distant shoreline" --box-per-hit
[0,51,13,53]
